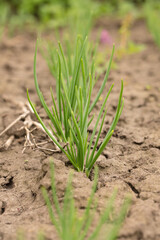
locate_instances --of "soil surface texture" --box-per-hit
[0,19,160,240]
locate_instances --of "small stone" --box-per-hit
[133,136,144,145]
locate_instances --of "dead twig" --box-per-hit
[0,98,61,153]
[0,135,15,151]
[0,111,29,137]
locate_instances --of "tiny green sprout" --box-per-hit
[27,36,124,176]
[145,85,151,90]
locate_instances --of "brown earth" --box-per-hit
[0,19,160,240]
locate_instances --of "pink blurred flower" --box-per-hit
[100,30,113,45]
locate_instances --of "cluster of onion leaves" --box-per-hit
[41,161,131,240]
[27,36,124,177]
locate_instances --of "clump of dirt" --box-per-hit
[0,19,160,240]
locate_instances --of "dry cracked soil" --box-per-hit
[0,19,160,240]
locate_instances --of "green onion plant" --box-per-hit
[41,161,131,240]
[27,36,124,177]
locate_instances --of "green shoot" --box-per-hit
[41,161,131,240]
[27,36,124,176]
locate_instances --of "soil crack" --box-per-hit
[119,230,144,240]
[125,181,140,198]
[149,144,160,150]
[0,201,6,215]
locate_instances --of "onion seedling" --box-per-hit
[27,36,124,176]
[41,161,131,240]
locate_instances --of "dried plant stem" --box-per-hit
[0,111,29,137]
[0,98,60,153]
[0,135,15,151]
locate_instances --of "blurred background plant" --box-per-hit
[0,0,154,33]
[143,0,160,48]
[116,13,145,59]
[1,0,159,50]
[0,0,106,34]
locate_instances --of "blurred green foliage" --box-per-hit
[0,0,71,30]
[143,0,160,47]
[0,0,106,31]
[0,0,150,32]
[1,0,159,48]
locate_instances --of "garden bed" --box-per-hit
[0,19,160,240]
